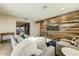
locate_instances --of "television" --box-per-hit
[47,24,59,31]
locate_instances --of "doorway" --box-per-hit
[16,22,30,35]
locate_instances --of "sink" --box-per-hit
[61,47,79,56]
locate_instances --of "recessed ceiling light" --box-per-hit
[61,8,65,10]
[42,5,48,9]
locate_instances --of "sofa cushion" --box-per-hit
[19,42,43,56]
[57,41,71,46]
[11,35,18,49]
[13,34,24,43]
[40,46,55,56]
[17,36,24,43]
[11,39,43,56]
[46,38,52,42]
[20,33,29,39]
[13,36,18,43]
[34,37,47,50]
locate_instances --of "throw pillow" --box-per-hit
[17,36,24,43]
[46,41,56,47]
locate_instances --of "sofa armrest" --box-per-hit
[69,45,79,50]
[56,41,79,56]
[11,35,17,49]
[40,46,55,56]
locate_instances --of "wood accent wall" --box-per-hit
[36,10,79,41]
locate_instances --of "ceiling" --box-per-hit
[0,3,79,21]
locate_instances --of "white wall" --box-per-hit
[18,19,41,37]
[30,22,40,37]
[0,15,16,33]
[0,15,31,40]
[0,15,40,39]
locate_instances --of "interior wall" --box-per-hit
[16,20,41,37]
[0,15,31,40]
[0,15,16,33]
[38,11,79,41]
[0,14,40,38]
[30,21,40,37]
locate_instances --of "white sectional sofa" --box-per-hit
[11,36,55,56]
[11,35,25,49]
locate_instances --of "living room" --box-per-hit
[0,3,79,57]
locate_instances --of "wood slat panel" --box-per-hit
[38,10,79,41]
